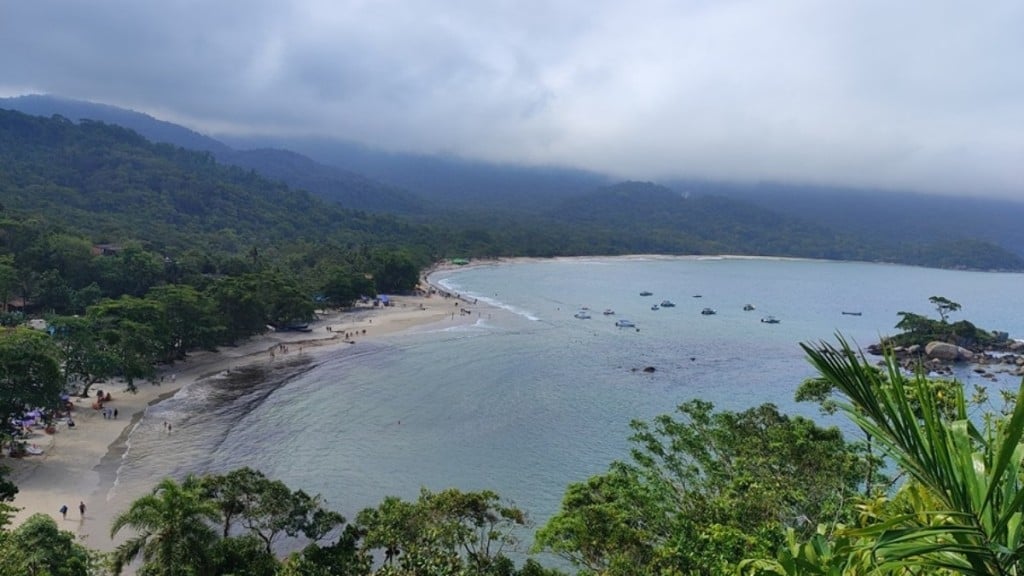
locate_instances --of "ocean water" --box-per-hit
[104,256,1024,556]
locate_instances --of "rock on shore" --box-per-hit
[867,339,1024,378]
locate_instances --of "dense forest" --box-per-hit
[4,96,1023,271]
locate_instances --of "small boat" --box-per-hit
[651,304,660,311]
[743,304,755,311]
[615,319,636,328]
[693,294,703,298]
[701,308,717,315]
[660,300,676,308]
[841,311,862,316]
[574,310,591,319]
[603,309,616,315]
[761,315,780,324]
[640,291,653,296]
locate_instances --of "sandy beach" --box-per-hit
[4,286,478,552]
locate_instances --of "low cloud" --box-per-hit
[3,1,1021,197]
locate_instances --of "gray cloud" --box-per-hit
[2,0,1022,198]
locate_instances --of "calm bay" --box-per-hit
[109,256,1024,554]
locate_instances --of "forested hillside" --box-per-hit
[665,179,1024,258]
[547,182,1024,269]
[0,109,432,257]
[3,98,1022,270]
[0,95,421,215]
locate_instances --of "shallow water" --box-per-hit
[106,256,1024,557]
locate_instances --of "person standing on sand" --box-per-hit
[79,501,86,518]
[59,504,68,519]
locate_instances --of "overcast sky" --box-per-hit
[2,1,1022,198]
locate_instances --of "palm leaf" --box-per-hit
[803,337,1024,575]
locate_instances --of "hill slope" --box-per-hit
[0,95,424,215]
[3,96,1021,271]
[548,182,1024,269]
[665,179,1024,258]
[0,108,431,255]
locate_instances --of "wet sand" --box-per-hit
[5,290,476,552]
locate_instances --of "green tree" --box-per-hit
[0,255,16,313]
[207,534,278,576]
[0,513,100,575]
[0,466,19,529]
[49,315,119,398]
[281,525,372,576]
[0,327,64,427]
[321,267,376,308]
[929,296,961,323]
[87,296,166,391]
[96,244,165,298]
[40,233,97,291]
[535,401,869,575]
[372,252,420,294]
[200,467,344,554]
[801,337,1024,574]
[109,475,220,576]
[33,269,75,314]
[357,488,528,575]
[207,274,267,343]
[260,272,315,328]
[893,311,934,336]
[146,284,221,361]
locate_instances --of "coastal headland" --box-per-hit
[4,281,480,553]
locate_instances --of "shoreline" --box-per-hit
[5,287,478,551]
[7,255,1019,557]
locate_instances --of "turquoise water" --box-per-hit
[110,256,1024,555]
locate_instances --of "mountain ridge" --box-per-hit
[3,95,1022,270]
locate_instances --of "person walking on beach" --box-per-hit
[79,501,86,518]
[59,504,68,519]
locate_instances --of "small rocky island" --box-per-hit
[866,296,1024,380]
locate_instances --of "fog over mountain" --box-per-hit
[2,1,1021,199]
[5,93,1024,262]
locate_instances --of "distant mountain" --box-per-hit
[221,134,613,212]
[4,94,1021,270]
[547,181,856,259]
[0,94,232,155]
[548,181,1024,270]
[664,179,1024,258]
[0,108,430,254]
[217,148,425,215]
[0,94,423,214]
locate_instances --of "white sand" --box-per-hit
[4,289,477,550]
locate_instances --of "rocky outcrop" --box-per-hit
[925,341,973,362]
[924,341,957,361]
[867,338,1024,378]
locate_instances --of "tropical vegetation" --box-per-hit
[887,296,1007,350]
